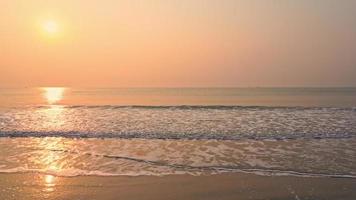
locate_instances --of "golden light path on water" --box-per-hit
[36,87,70,131]
[38,137,71,194]
[35,138,74,195]
[42,87,66,105]
[37,87,69,194]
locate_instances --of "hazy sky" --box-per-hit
[1,0,356,87]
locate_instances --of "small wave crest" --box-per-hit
[28,105,356,111]
[1,164,355,179]
[1,104,355,140]
[0,131,355,140]
[1,137,355,179]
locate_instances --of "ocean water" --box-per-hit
[0,88,355,177]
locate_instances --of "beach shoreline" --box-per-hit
[1,172,355,200]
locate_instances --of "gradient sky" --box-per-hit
[1,0,356,87]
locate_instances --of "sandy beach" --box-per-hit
[2,0,356,199]
[1,173,355,200]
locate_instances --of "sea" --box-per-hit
[0,87,355,177]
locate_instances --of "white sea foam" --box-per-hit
[1,88,355,178]
[1,166,355,179]
[0,105,355,140]
[0,137,355,178]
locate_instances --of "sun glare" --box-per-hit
[42,20,59,35]
[42,87,65,104]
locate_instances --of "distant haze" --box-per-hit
[1,0,356,87]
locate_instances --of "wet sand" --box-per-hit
[0,173,355,200]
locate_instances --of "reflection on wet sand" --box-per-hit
[37,138,66,195]
[44,174,56,192]
[37,138,65,171]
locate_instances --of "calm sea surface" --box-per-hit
[0,88,355,177]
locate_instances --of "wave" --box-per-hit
[2,104,355,140]
[18,104,356,111]
[1,150,355,179]
[38,148,356,179]
[1,137,355,179]
[0,131,355,140]
[1,167,355,179]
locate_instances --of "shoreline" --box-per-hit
[1,169,356,179]
[1,172,355,200]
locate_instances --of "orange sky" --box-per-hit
[1,0,356,87]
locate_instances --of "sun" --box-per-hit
[42,20,59,35]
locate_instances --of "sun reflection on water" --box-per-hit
[42,87,66,104]
[38,138,67,170]
[33,138,73,193]
[37,138,65,193]
[44,174,56,192]
[33,87,74,132]
[39,105,67,130]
